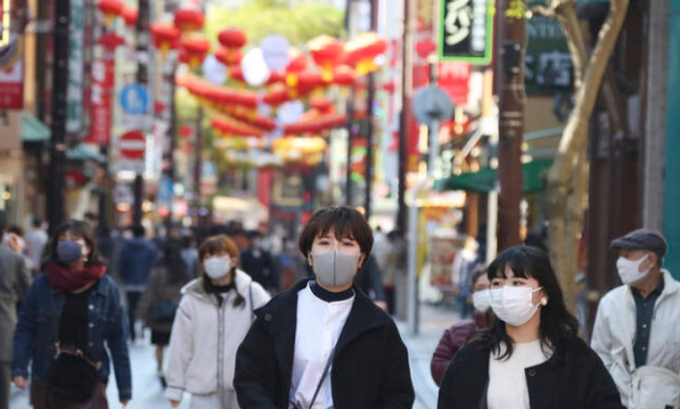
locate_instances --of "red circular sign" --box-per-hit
[119,131,146,160]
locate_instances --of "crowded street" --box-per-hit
[2,0,680,408]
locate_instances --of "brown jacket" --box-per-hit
[136,266,189,332]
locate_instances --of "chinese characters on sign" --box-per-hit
[439,0,493,64]
[66,0,85,135]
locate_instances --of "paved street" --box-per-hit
[10,305,458,409]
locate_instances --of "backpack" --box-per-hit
[621,289,680,409]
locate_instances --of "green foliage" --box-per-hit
[204,2,346,48]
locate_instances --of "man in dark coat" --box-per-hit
[0,210,30,409]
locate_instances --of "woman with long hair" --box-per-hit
[164,234,270,408]
[137,240,192,387]
[437,245,623,409]
[11,220,131,408]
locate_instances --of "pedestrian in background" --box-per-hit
[437,246,622,409]
[591,229,680,408]
[11,219,131,408]
[234,206,414,409]
[164,235,270,408]
[180,231,199,277]
[240,230,279,294]
[118,224,158,343]
[136,240,192,388]
[0,211,31,409]
[430,266,494,386]
[25,218,48,277]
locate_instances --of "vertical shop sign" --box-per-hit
[438,62,471,105]
[0,59,23,109]
[66,0,85,135]
[439,0,494,64]
[85,33,119,145]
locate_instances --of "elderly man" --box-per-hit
[591,229,680,408]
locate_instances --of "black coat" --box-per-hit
[234,279,415,409]
[437,339,624,409]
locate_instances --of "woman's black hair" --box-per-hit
[469,266,487,293]
[479,245,584,360]
[162,240,191,285]
[298,206,374,259]
[47,220,105,268]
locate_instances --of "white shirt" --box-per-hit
[487,340,551,409]
[289,283,355,409]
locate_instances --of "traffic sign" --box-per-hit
[119,84,149,115]
[119,131,146,160]
[412,85,455,125]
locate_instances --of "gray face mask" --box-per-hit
[311,250,361,288]
[57,240,84,263]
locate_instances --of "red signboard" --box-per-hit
[119,130,146,160]
[438,62,471,105]
[0,60,24,110]
[85,56,115,144]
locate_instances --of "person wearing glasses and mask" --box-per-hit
[164,235,270,408]
[234,206,414,409]
[591,229,680,409]
[430,267,494,386]
[437,246,623,409]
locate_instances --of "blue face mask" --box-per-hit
[57,240,84,263]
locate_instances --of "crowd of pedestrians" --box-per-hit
[1,205,679,408]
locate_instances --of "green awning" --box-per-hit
[22,113,51,142]
[435,159,553,194]
[66,143,106,162]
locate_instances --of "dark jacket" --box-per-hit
[0,246,31,361]
[118,238,158,288]
[430,313,487,386]
[437,339,624,409]
[240,249,279,291]
[234,279,415,409]
[11,275,132,401]
[136,265,190,333]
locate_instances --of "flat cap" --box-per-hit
[611,229,667,258]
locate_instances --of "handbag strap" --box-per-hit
[308,344,338,409]
[620,288,637,372]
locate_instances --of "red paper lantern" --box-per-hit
[212,116,263,138]
[215,47,243,66]
[283,114,347,136]
[218,28,247,50]
[98,0,124,25]
[285,48,309,87]
[381,82,396,94]
[344,32,388,75]
[265,71,285,86]
[415,39,437,59]
[120,5,138,27]
[308,35,345,82]
[180,36,211,68]
[150,23,181,55]
[174,9,205,33]
[229,66,245,83]
[178,48,190,65]
[310,97,333,113]
[332,65,357,87]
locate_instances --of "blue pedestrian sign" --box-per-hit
[120,84,149,115]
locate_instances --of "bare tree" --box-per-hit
[532,0,630,303]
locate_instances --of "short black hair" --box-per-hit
[298,206,374,259]
[32,218,43,228]
[131,224,146,238]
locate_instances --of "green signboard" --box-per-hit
[438,0,495,65]
[525,0,572,95]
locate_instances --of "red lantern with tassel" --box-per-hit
[180,36,211,69]
[173,8,205,33]
[344,33,388,75]
[310,97,333,114]
[151,23,181,60]
[215,47,243,66]
[98,0,124,26]
[218,28,247,49]
[285,48,309,88]
[308,35,344,82]
[121,5,138,27]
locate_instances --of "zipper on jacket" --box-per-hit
[216,294,230,393]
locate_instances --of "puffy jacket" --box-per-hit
[117,238,158,289]
[164,270,270,403]
[11,275,132,401]
[591,269,680,407]
[430,313,487,386]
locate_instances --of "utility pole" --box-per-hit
[397,0,415,233]
[193,106,203,221]
[132,0,150,226]
[363,0,377,221]
[345,86,355,206]
[47,0,70,235]
[496,0,526,251]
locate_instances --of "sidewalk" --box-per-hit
[396,303,461,409]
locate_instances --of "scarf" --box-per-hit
[46,262,107,293]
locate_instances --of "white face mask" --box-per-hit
[203,257,231,279]
[617,254,650,285]
[472,289,491,312]
[490,286,543,327]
